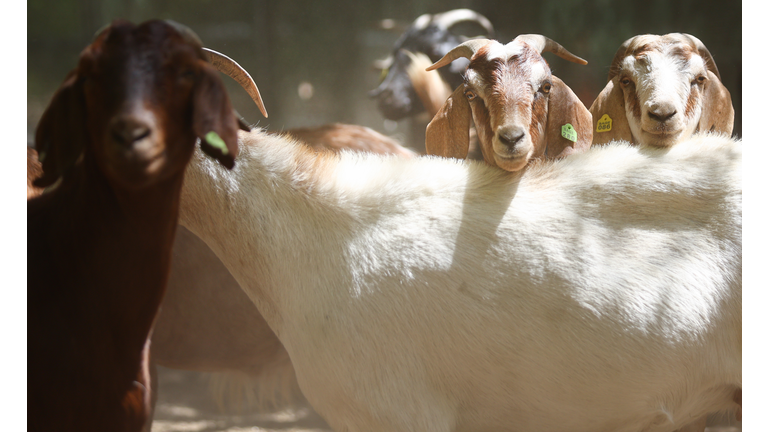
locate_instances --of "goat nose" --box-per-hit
[497,126,525,148]
[110,117,151,148]
[647,108,677,123]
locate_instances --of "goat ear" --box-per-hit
[425,85,471,159]
[193,64,240,170]
[543,76,592,158]
[589,77,633,145]
[698,70,734,136]
[33,71,87,188]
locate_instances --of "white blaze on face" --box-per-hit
[621,45,708,146]
[463,39,552,171]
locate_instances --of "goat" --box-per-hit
[370,9,494,158]
[26,20,256,432]
[276,123,416,158]
[149,122,415,414]
[589,33,734,147]
[178,119,741,432]
[369,9,494,121]
[425,35,593,172]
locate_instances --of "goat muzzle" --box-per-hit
[496,126,526,148]
[109,117,153,149]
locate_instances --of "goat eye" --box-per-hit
[693,75,707,86]
[541,83,552,94]
[464,90,476,101]
[620,78,632,87]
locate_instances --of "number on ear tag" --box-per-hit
[561,123,577,142]
[596,114,613,132]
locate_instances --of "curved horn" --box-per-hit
[513,34,587,65]
[426,38,491,71]
[203,48,268,118]
[431,9,495,37]
[682,33,722,81]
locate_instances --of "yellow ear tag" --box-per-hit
[204,131,229,155]
[596,114,612,132]
[561,123,577,142]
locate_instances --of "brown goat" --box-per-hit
[27,20,258,432]
[425,35,592,172]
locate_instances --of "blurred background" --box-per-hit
[25,2,744,431]
[28,0,741,150]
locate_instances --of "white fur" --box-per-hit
[621,46,708,146]
[179,130,741,432]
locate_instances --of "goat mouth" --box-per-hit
[638,128,687,147]
[643,128,679,136]
[493,152,529,171]
[641,128,685,141]
[103,145,170,185]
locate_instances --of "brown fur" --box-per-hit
[277,123,416,158]
[27,20,240,432]
[426,39,592,170]
[26,148,45,199]
[425,85,472,159]
[685,83,701,118]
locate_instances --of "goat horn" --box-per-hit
[426,38,491,71]
[203,48,268,119]
[681,33,722,81]
[431,9,495,37]
[513,34,588,65]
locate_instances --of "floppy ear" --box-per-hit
[589,77,634,145]
[425,85,471,159]
[698,70,734,136]
[543,76,592,158]
[33,71,87,188]
[193,64,240,169]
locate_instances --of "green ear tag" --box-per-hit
[596,114,613,133]
[561,123,577,142]
[204,131,229,155]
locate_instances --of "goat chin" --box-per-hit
[179,129,741,432]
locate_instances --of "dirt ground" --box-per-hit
[151,367,331,432]
[151,367,741,432]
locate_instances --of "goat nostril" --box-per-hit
[648,110,677,123]
[110,120,151,147]
[497,129,525,147]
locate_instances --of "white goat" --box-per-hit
[589,33,734,147]
[179,128,741,432]
[425,35,593,172]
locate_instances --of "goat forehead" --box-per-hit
[623,43,706,78]
[467,46,549,98]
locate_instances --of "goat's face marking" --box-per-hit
[465,42,552,171]
[613,37,711,147]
